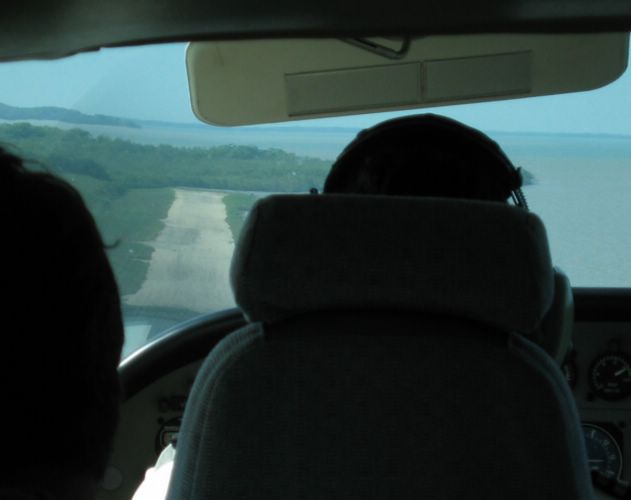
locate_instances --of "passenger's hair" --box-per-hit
[0,148,123,487]
[324,113,522,202]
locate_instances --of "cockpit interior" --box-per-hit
[4,1,631,499]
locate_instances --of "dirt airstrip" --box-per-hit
[125,188,236,313]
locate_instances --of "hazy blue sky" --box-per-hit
[0,41,629,135]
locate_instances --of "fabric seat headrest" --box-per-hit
[230,194,554,333]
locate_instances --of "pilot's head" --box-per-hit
[0,147,123,499]
[324,113,525,205]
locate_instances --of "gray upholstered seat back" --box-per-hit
[231,195,554,332]
[231,194,574,360]
[167,195,592,500]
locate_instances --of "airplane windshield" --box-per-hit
[1,41,630,358]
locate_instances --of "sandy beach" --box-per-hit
[125,188,235,313]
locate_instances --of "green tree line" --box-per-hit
[0,122,330,192]
[0,102,140,128]
[0,122,332,297]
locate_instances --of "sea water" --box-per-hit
[499,133,631,287]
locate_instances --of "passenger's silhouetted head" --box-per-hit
[0,148,123,498]
[324,114,524,204]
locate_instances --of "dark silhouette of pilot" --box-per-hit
[0,147,123,500]
[324,113,527,207]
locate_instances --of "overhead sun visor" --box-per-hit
[285,63,423,116]
[186,33,629,126]
[423,52,532,101]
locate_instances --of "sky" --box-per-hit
[0,41,630,135]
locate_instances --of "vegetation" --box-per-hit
[0,102,140,128]
[0,122,331,296]
[0,123,331,192]
[223,193,259,243]
[36,169,174,297]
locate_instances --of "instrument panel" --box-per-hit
[568,322,631,483]
[137,322,631,486]
[98,320,631,500]
[142,324,631,481]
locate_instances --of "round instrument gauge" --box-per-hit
[583,424,623,478]
[589,352,631,400]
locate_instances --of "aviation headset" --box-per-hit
[323,113,529,210]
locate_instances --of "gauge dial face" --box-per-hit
[583,424,623,478]
[589,352,631,400]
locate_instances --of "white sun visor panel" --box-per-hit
[285,63,422,116]
[424,52,532,102]
[186,33,629,126]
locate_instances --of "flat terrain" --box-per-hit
[125,188,235,313]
